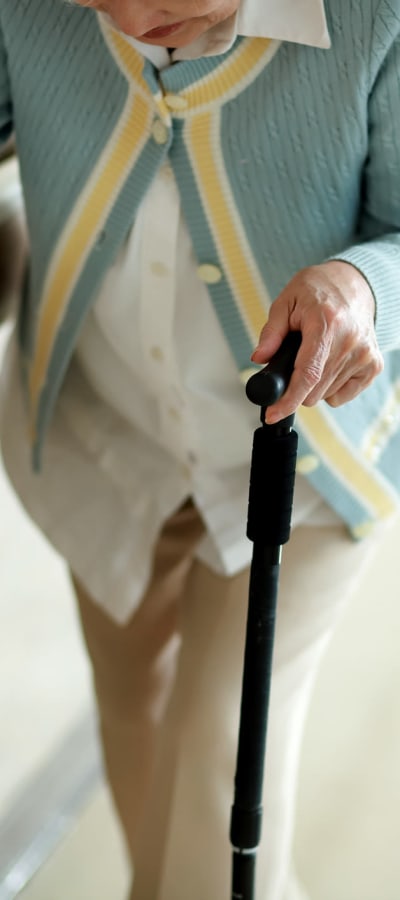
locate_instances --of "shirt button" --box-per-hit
[296,454,320,475]
[383,413,396,426]
[164,93,188,111]
[150,346,164,362]
[351,520,376,540]
[150,261,170,277]
[168,406,181,422]
[160,162,174,180]
[197,263,222,285]
[366,445,381,463]
[240,366,258,386]
[152,120,169,145]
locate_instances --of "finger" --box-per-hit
[265,367,322,422]
[318,347,383,405]
[303,357,356,406]
[325,359,383,406]
[251,294,294,362]
[265,333,331,422]
[251,323,287,364]
[325,374,368,407]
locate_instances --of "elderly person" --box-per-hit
[1,0,400,898]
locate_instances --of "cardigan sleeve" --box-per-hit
[332,0,400,353]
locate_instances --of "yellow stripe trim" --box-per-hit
[107,29,172,123]
[187,111,269,340]
[29,90,151,417]
[362,381,400,463]
[106,28,146,84]
[28,22,157,423]
[108,27,274,115]
[297,405,398,519]
[179,39,273,112]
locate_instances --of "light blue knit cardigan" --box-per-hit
[1,0,400,536]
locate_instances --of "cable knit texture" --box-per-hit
[1,0,400,535]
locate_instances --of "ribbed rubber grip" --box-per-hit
[246,427,298,545]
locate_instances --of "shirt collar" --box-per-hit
[102,0,330,68]
[237,0,330,49]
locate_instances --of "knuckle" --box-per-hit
[322,303,341,329]
[358,345,384,379]
[302,394,320,407]
[301,363,322,389]
[373,352,384,376]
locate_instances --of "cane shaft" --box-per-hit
[230,544,280,852]
[230,333,300,900]
[231,850,256,900]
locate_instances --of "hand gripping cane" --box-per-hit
[230,331,302,900]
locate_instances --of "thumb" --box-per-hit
[251,304,290,364]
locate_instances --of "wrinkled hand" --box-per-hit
[251,261,384,423]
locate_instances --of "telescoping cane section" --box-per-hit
[230,332,302,900]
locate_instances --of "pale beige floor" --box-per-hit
[294,514,400,900]
[17,784,130,900]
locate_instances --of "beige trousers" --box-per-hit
[72,500,382,900]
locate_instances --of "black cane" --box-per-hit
[230,331,302,900]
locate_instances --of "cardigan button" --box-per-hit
[351,520,376,540]
[152,119,169,145]
[197,263,222,284]
[296,454,320,475]
[150,261,170,277]
[164,93,188,112]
